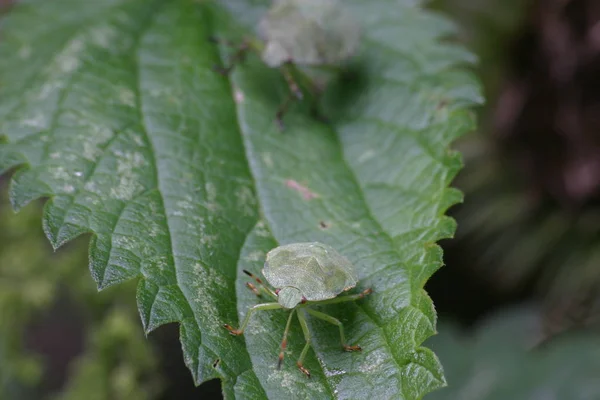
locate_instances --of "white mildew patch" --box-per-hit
[357,149,376,163]
[84,181,103,196]
[192,262,229,290]
[131,134,144,147]
[246,314,270,335]
[148,87,173,98]
[79,123,114,161]
[261,152,274,168]
[190,263,231,335]
[114,233,157,265]
[20,112,49,129]
[117,87,136,107]
[254,220,271,238]
[36,81,64,101]
[266,369,326,395]
[62,184,75,194]
[113,234,138,252]
[358,348,387,374]
[89,25,118,49]
[82,194,101,207]
[176,196,194,211]
[192,294,221,335]
[205,182,217,201]
[49,165,72,183]
[235,185,256,217]
[146,255,169,272]
[180,213,218,247]
[147,218,165,238]
[323,367,346,378]
[56,39,85,74]
[203,181,220,212]
[110,150,146,200]
[244,250,265,263]
[200,233,219,247]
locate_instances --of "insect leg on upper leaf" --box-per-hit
[275,61,305,131]
[210,36,257,75]
[276,62,330,130]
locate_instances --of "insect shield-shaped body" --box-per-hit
[223,242,372,377]
[263,242,358,307]
[258,0,361,68]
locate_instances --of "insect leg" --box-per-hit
[208,36,238,47]
[310,288,372,306]
[287,64,329,123]
[212,39,252,75]
[275,63,305,131]
[223,302,281,335]
[278,310,296,370]
[242,270,278,299]
[295,310,312,378]
[275,93,295,131]
[305,308,361,352]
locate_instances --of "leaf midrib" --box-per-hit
[221,27,444,400]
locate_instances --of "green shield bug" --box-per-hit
[224,242,372,377]
[257,0,361,68]
[212,0,361,130]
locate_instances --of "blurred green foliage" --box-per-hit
[0,187,162,399]
[427,307,600,399]
[429,0,530,97]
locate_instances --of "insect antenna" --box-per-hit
[243,270,278,299]
[245,282,261,297]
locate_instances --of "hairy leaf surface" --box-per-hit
[0,0,481,398]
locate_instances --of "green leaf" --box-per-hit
[427,307,600,400]
[0,0,481,398]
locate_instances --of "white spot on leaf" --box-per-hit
[245,250,265,263]
[234,88,245,104]
[57,39,84,73]
[255,220,271,237]
[358,149,376,163]
[90,25,117,49]
[235,186,256,217]
[358,349,386,374]
[21,113,49,129]
[110,151,146,200]
[118,87,136,107]
[262,152,274,168]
